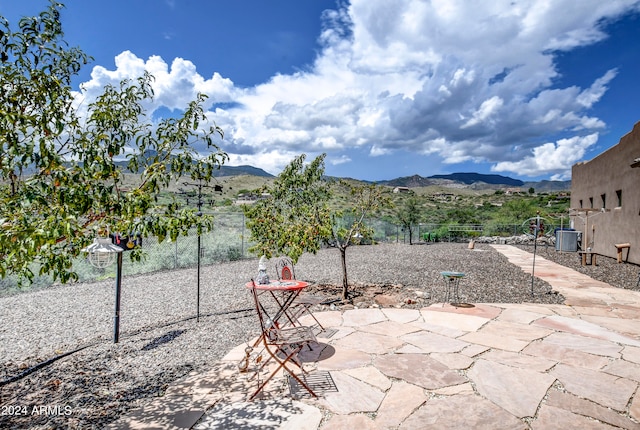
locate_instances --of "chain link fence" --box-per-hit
[0,213,523,292]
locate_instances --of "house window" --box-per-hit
[579,199,583,209]
[589,197,593,208]
[616,189,622,207]
[601,193,606,209]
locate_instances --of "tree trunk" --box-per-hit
[340,247,349,300]
[408,226,413,245]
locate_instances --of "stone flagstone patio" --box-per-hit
[108,245,640,429]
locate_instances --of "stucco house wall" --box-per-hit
[570,121,640,264]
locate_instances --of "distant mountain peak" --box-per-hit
[214,165,274,178]
[378,172,525,188]
[428,172,524,186]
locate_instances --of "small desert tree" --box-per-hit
[396,196,420,244]
[0,3,227,284]
[329,182,391,300]
[243,154,332,264]
[244,156,392,299]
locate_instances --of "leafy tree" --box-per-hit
[329,182,391,300]
[446,208,479,225]
[0,3,227,285]
[528,187,535,194]
[396,196,420,244]
[496,198,537,224]
[243,154,332,264]
[243,155,392,300]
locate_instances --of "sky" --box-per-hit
[2,0,640,182]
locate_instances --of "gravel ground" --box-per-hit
[0,242,638,429]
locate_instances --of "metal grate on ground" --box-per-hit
[288,371,338,399]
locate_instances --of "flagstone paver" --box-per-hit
[426,303,503,320]
[316,347,372,371]
[381,307,421,323]
[479,319,553,342]
[544,390,640,430]
[579,314,640,339]
[545,304,580,317]
[533,404,617,430]
[551,363,638,411]
[395,344,427,354]
[534,315,640,347]
[279,402,324,430]
[421,308,490,332]
[613,304,640,319]
[319,414,378,429]
[459,329,530,352]
[603,359,640,382]
[341,308,386,326]
[481,349,556,372]
[399,394,524,430]
[496,307,547,324]
[432,382,475,396]
[333,330,404,354]
[407,321,468,338]
[523,340,612,370]
[430,352,474,369]
[623,345,640,364]
[358,319,422,336]
[541,331,623,357]
[468,359,555,418]
[400,330,469,353]
[496,302,558,316]
[342,366,392,391]
[461,343,491,357]
[375,353,467,389]
[312,310,343,327]
[631,395,640,422]
[319,371,385,414]
[374,381,428,428]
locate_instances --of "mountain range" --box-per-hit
[378,172,570,191]
[213,165,275,178]
[216,166,571,192]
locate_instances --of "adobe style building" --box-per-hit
[570,121,640,264]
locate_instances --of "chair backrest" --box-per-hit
[275,257,295,280]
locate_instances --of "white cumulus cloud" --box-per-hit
[75,0,640,178]
[492,133,599,179]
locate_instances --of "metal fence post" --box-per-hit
[241,212,245,257]
[174,240,178,269]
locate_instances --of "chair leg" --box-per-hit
[248,345,317,400]
[307,308,325,331]
[290,303,325,331]
[249,356,289,400]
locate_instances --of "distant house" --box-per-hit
[234,192,271,205]
[393,186,411,193]
[570,120,640,264]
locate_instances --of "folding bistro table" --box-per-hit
[246,280,309,328]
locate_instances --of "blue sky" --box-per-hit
[2,1,640,182]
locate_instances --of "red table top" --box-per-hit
[246,280,308,291]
